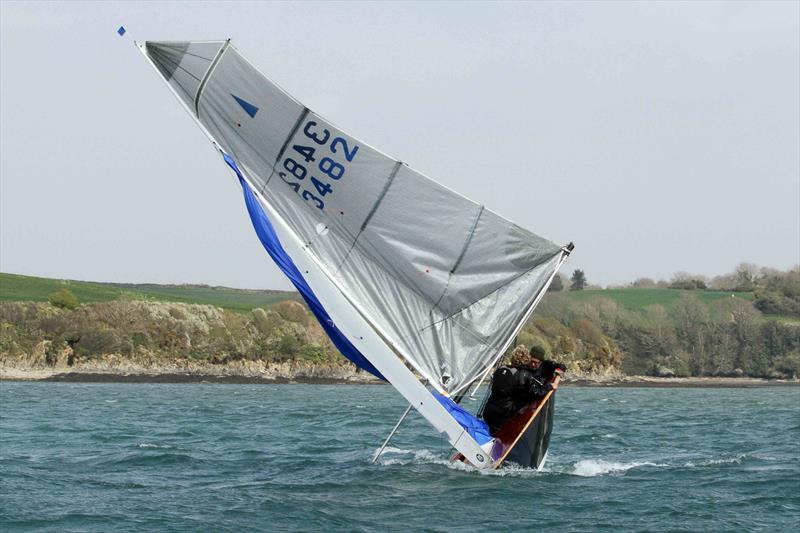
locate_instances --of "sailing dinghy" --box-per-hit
[138,40,572,469]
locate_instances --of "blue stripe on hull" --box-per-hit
[223,153,385,380]
[434,393,493,445]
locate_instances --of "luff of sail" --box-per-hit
[140,40,565,395]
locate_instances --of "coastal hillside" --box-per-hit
[554,288,754,311]
[0,272,761,314]
[1,269,798,380]
[0,298,365,381]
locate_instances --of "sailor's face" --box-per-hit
[530,358,542,369]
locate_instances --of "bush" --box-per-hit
[278,333,301,357]
[571,318,605,346]
[771,351,800,379]
[669,279,707,290]
[48,288,78,310]
[554,335,576,355]
[251,308,281,335]
[273,301,310,325]
[298,344,329,363]
[73,328,129,357]
[753,270,800,316]
[531,316,571,339]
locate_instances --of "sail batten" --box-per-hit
[194,40,230,117]
[140,39,566,394]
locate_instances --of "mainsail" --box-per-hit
[139,40,569,467]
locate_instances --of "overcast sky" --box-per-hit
[1,1,798,290]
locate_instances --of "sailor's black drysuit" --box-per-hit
[482,363,557,435]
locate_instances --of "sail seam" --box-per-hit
[422,250,561,330]
[335,161,402,273]
[362,162,402,232]
[194,39,230,117]
[203,103,278,177]
[262,108,310,192]
[430,205,484,312]
[451,206,483,275]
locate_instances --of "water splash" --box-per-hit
[569,459,664,477]
[372,446,547,477]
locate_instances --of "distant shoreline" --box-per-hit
[1,368,797,387]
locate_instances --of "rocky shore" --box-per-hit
[1,360,795,387]
[0,351,381,385]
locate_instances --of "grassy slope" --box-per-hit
[0,272,763,315]
[0,272,298,312]
[548,288,754,311]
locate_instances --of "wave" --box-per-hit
[136,443,173,449]
[372,446,451,467]
[373,446,750,478]
[373,447,552,477]
[566,459,665,477]
[373,447,666,477]
[681,454,746,468]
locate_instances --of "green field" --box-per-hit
[0,272,761,315]
[550,287,754,311]
[0,272,298,312]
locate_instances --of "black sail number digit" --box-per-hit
[303,121,330,146]
[302,190,324,210]
[283,158,307,180]
[330,137,359,162]
[288,120,359,212]
[278,172,300,193]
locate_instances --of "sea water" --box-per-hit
[1,383,798,532]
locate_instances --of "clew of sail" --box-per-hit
[138,40,568,468]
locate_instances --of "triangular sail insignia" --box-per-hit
[140,40,566,396]
[231,94,259,118]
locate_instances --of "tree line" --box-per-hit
[532,265,800,378]
[550,264,800,319]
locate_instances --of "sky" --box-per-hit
[1,1,798,290]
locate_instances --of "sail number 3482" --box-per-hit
[278,120,359,211]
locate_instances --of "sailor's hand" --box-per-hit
[542,382,556,393]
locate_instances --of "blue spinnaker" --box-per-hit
[434,394,493,445]
[224,153,384,380]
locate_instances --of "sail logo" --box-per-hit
[231,94,259,118]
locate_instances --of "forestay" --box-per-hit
[141,40,565,395]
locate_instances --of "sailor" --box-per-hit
[482,345,565,435]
